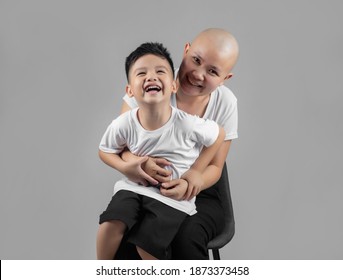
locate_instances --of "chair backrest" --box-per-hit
[207,162,235,259]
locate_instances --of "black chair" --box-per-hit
[207,163,235,260]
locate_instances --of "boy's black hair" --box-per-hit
[125,42,174,81]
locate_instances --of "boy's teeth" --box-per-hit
[146,86,161,92]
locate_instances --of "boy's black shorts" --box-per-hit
[99,190,187,259]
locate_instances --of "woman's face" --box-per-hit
[177,40,233,97]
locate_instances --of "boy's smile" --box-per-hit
[143,83,162,95]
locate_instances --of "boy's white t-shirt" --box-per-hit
[123,82,238,141]
[99,106,219,215]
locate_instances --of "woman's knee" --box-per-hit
[172,221,209,259]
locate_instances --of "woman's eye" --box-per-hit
[209,69,218,76]
[193,57,201,64]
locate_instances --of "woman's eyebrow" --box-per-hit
[209,65,220,73]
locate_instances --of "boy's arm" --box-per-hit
[99,149,159,186]
[121,149,172,182]
[99,149,125,172]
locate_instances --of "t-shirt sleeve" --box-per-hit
[190,117,220,147]
[99,117,127,154]
[214,86,238,140]
[123,94,138,109]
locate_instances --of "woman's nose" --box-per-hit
[192,69,205,81]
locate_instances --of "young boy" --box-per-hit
[97,42,225,260]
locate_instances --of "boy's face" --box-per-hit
[178,38,234,97]
[126,54,176,106]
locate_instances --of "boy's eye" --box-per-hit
[137,72,146,76]
[157,70,166,74]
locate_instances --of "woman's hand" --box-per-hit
[181,169,205,200]
[160,179,188,201]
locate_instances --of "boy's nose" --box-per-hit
[147,76,157,81]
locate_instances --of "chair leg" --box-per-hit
[212,249,220,260]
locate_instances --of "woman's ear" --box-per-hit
[225,73,233,80]
[183,43,191,57]
[219,73,233,86]
[126,85,134,97]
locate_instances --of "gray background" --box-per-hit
[1,0,342,259]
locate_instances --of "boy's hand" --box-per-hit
[181,169,204,200]
[141,157,172,183]
[160,179,188,201]
[123,156,159,186]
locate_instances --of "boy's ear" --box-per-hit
[171,80,178,94]
[126,85,134,97]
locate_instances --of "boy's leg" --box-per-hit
[114,233,141,259]
[96,220,126,259]
[97,190,142,259]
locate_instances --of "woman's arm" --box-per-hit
[190,140,231,200]
[120,100,132,114]
[188,127,226,173]
[161,127,227,200]
[198,139,231,189]
[182,140,231,200]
